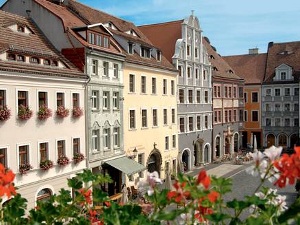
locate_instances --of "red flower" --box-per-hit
[0,163,16,198]
[207,191,219,203]
[167,181,190,204]
[79,188,92,205]
[197,170,211,189]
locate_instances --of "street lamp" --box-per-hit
[129,147,138,159]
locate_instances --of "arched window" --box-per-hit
[37,188,52,203]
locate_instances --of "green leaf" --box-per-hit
[92,188,109,203]
[206,212,231,223]
[67,177,83,189]
[227,199,250,210]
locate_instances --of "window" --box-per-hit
[275,118,281,126]
[187,67,191,78]
[129,74,135,92]
[179,89,184,103]
[252,111,259,122]
[141,47,150,58]
[103,61,109,76]
[294,88,299,96]
[19,145,29,165]
[178,66,182,77]
[233,110,237,121]
[0,148,7,168]
[266,118,271,126]
[17,55,25,62]
[285,118,290,126]
[187,45,190,56]
[233,87,237,98]
[204,91,208,103]
[72,93,79,108]
[225,110,228,123]
[203,70,207,80]
[217,86,221,97]
[7,53,16,61]
[157,50,161,61]
[73,138,80,155]
[142,109,147,128]
[17,25,25,32]
[225,86,228,98]
[30,57,39,64]
[239,87,244,98]
[294,118,299,126]
[244,93,247,102]
[275,104,281,111]
[92,129,100,151]
[88,32,95,44]
[171,80,175,95]
[152,109,158,126]
[188,90,193,103]
[37,188,52,203]
[91,91,99,110]
[152,77,156,94]
[113,64,119,78]
[195,68,199,79]
[213,86,217,98]
[165,136,169,150]
[189,117,193,131]
[265,103,270,111]
[103,128,110,150]
[284,103,290,111]
[196,90,201,103]
[239,110,244,121]
[228,87,232,98]
[38,92,47,108]
[128,42,134,54]
[0,90,6,109]
[57,140,65,157]
[44,59,50,65]
[244,111,248,122]
[229,110,232,122]
[214,111,218,123]
[284,88,290,96]
[179,117,185,132]
[92,60,98,75]
[294,103,299,111]
[141,76,146,94]
[113,127,120,148]
[218,111,222,122]
[204,116,208,129]
[112,92,119,109]
[172,109,175,124]
[275,89,280,96]
[129,110,136,129]
[163,109,167,125]
[103,91,110,110]
[170,135,175,149]
[56,92,65,108]
[252,92,258,102]
[18,91,28,107]
[197,116,201,130]
[163,79,167,94]
[39,142,49,162]
[281,72,286,80]
[266,89,271,96]
[103,37,109,48]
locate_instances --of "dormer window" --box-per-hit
[281,72,286,80]
[213,66,218,71]
[7,53,16,61]
[228,69,234,74]
[17,55,25,62]
[43,59,50,65]
[30,57,40,64]
[17,25,25,33]
[51,60,58,66]
[210,55,215,59]
[141,46,151,58]
[88,32,109,48]
[157,50,161,61]
[103,37,109,48]
[128,42,134,54]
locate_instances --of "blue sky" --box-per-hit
[1,0,300,56]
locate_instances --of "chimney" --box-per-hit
[249,48,259,55]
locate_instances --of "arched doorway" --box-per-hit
[215,136,221,157]
[194,139,203,166]
[225,137,230,154]
[278,133,287,148]
[147,149,162,175]
[234,133,239,152]
[204,145,209,163]
[266,134,275,147]
[37,188,52,203]
[290,133,298,148]
[182,150,189,172]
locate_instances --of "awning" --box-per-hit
[104,156,147,176]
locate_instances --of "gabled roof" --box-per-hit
[264,41,300,82]
[138,20,183,63]
[66,0,176,71]
[223,53,267,84]
[203,37,243,81]
[0,9,87,79]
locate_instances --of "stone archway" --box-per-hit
[267,134,275,147]
[194,139,203,166]
[215,136,221,158]
[147,149,162,175]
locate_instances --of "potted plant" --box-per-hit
[57,155,69,166]
[0,106,11,121]
[72,106,83,118]
[18,104,33,120]
[19,163,32,175]
[56,105,69,118]
[39,159,54,170]
[73,152,84,164]
[37,105,52,120]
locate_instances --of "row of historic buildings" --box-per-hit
[5,0,299,209]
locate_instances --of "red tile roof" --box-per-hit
[0,10,87,79]
[264,41,300,82]
[138,20,183,63]
[223,53,267,84]
[66,0,176,71]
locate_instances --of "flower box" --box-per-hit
[0,106,11,121]
[37,105,52,120]
[18,104,33,120]
[73,152,85,164]
[39,159,54,170]
[56,106,69,118]
[57,155,69,166]
[72,106,83,118]
[19,163,32,175]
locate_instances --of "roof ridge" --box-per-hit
[139,19,184,27]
